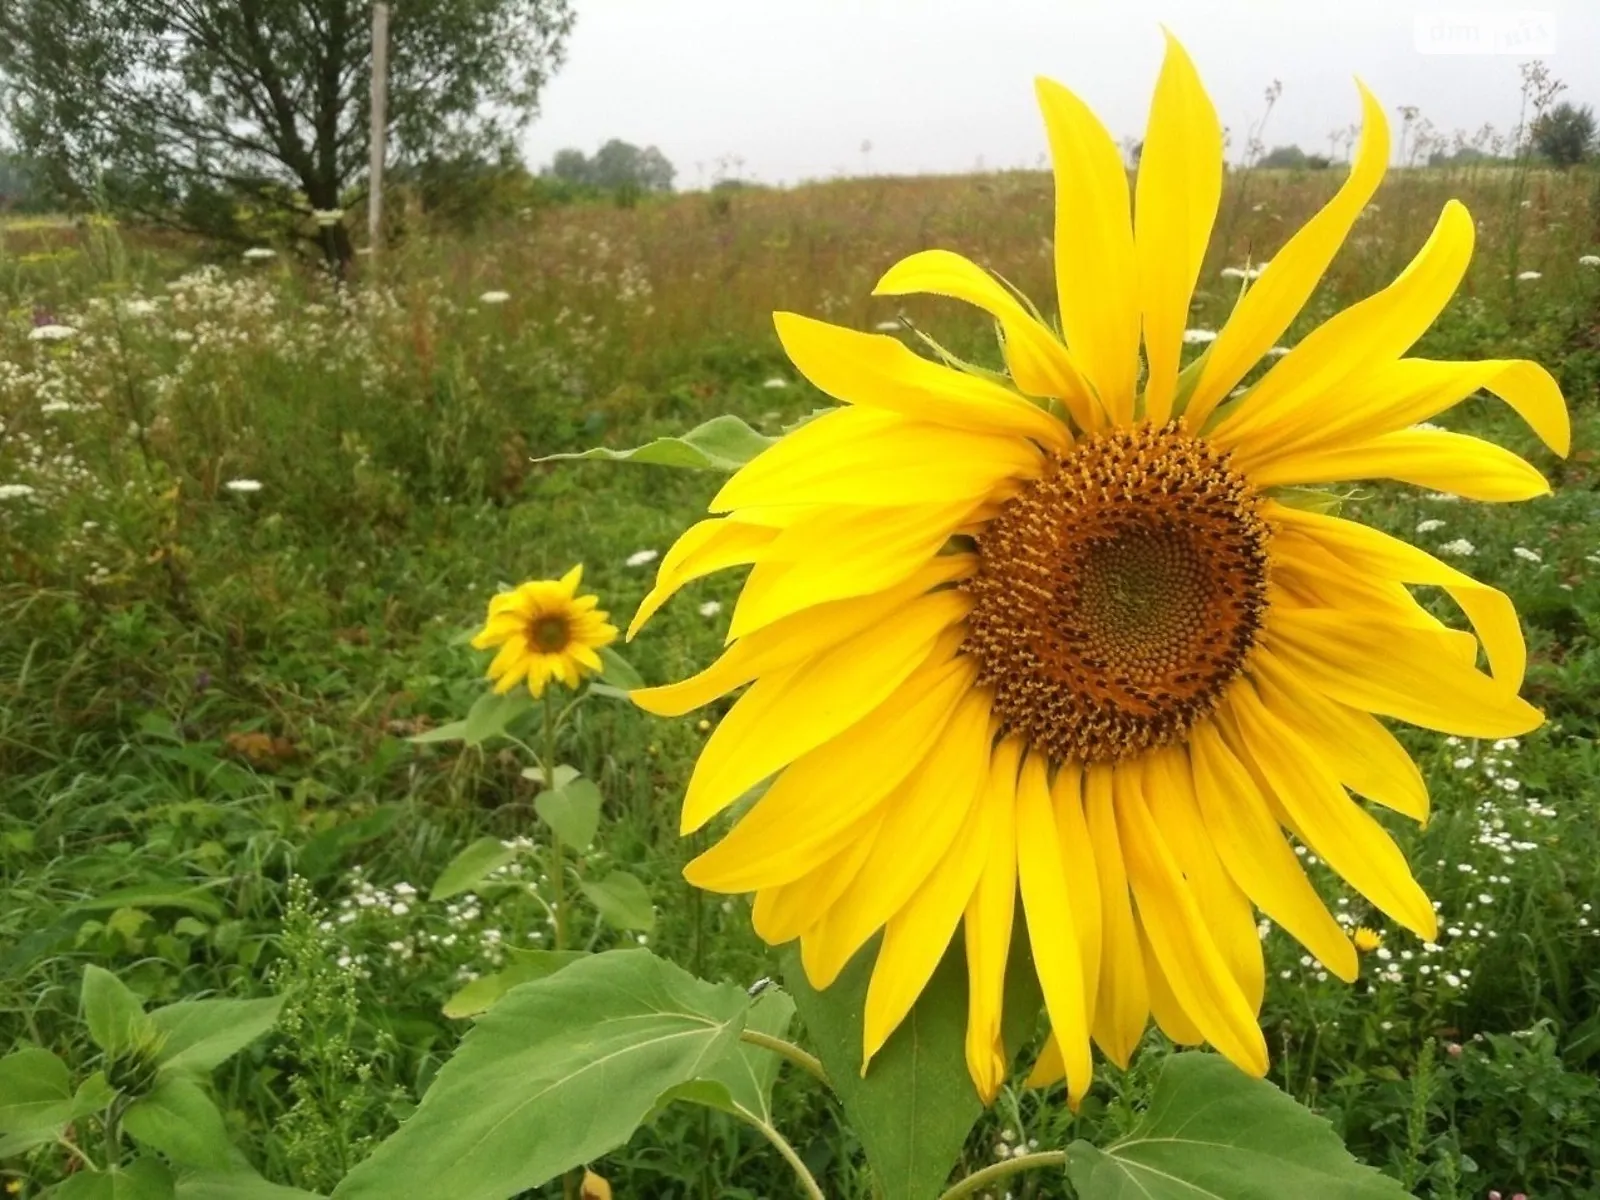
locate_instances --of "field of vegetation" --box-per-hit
[2,158,1599,1198]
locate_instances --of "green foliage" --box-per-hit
[1532,102,1596,168]
[538,413,775,471]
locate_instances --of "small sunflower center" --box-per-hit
[963,420,1269,763]
[531,614,572,653]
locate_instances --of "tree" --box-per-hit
[540,140,676,195]
[1532,101,1596,168]
[0,0,575,261]
[1257,144,1308,169]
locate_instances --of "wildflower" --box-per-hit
[1438,538,1476,557]
[1265,346,1290,357]
[698,600,723,617]
[762,377,790,389]
[1353,927,1383,953]
[874,320,902,332]
[312,208,344,227]
[470,566,618,698]
[0,484,36,500]
[479,290,511,305]
[1515,270,1541,281]
[1580,255,1600,267]
[1512,546,1541,562]
[1415,518,1445,533]
[1181,327,1218,344]
[629,34,1565,1107]
[625,549,659,567]
[27,323,77,341]
[241,247,277,261]
[224,478,263,494]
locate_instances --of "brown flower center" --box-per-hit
[963,420,1269,763]
[531,614,571,652]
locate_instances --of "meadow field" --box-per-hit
[2,161,1600,1197]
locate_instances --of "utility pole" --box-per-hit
[367,2,390,259]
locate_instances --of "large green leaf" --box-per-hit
[535,778,602,850]
[123,1076,236,1172]
[536,414,774,472]
[71,885,224,920]
[174,1173,321,1199]
[0,1047,71,1132]
[781,923,1042,1200]
[149,996,285,1074]
[1065,1053,1414,1199]
[83,966,151,1055]
[667,988,797,1125]
[441,950,589,1019]
[331,951,749,1200]
[429,837,517,901]
[411,691,533,747]
[579,871,655,932]
[54,1158,177,1199]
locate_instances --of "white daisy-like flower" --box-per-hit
[1580,254,1600,267]
[626,549,659,567]
[762,377,789,389]
[224,478,263,494]
[242,247,277,261]
[1438,538,1476,557]
[28,324,77,342]
[1512,546,1542,563]
[1181,328,1217,344]
[122,299,159,318]
[698,600,723,618]
[479,290,511,305]
[0,483,37,500]
[1516,269,1542,281]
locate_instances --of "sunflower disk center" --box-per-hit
[532,615,571,652]
[963,421,1269,763]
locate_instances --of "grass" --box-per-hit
[2,160,1599,1198]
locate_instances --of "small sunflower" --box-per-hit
[630,33,1568,1106]
[472,566,617,697]
[1353,927,1384,954]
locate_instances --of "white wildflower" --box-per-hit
[761,377,789,389]
[1516,269,1541,281]
[698,600,722,618]
[312,208,344,227]
[479,290,511,305]
[1182,328,1218,344]
[28,324,77,342]
[1416,519,1445,533]
[873,320,901,332]
[626,549,659,568]
[1438,538,1475,557]
[224,478,263,493]
[1266,345,1290,357]
[1513,546,1542,562]
[242,247,277,262]
[1580,254,1600,267]
[0,483,36,500]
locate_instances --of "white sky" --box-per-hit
[521,0,1598,186]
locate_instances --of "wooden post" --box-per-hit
[367,2,390,258]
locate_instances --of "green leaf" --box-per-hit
[1064,1053,1414,1199]
[295,807,404,880]
[675,988,797,1125]
[330,951,749,1200]
[536,414,774,472]
[54,1158,177,1199]
[535,778,602,849]
[0,1047,71,1133]
[780,924,1041,1200]
[413,690,533,747]
[442,950,589,1019]
[430,837,518,901]
[149,996,285,1074]
[579,871,655,932]
[597,645,644,691]
[123,1076,236,1172]
[521,764,580,791]
[83,966,151,1055]
[174,1172,322,1199]
[71,885,223,920]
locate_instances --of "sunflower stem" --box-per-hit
[541,690,568,953]
[738,1029,830,1088]
[730,1106,826,1200]
[934,1150,1069,1200]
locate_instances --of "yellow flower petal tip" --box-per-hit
[470,568,615,699]
[626,31,1567,1108]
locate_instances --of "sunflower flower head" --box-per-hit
[1353,926,1384,954]
[472,566,617,698]
[629,31,1568,1109]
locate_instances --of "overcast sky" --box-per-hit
[521,1,1598,186]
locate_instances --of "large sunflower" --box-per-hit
[629,34,1569,1106]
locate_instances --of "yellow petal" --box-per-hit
[1141,749,1264,1011]
[1222,684,1438,940]
[1210,200,1474,445]
[1136,31,1222,424]
[629,518,780,639]
[775,308,1074,448]
[797,691,994,990]
[751,805,887,945]
[1052,764,1102,1024]
[1139,919,1205,1045]
[726,504,980,641]
[1036,76,1140,422]
[1085,763,1147,1068]
[1117,762,1268,1076]
[680,590,967,833]
[1015,752,1095,1106]
[685,655,974,891]
[711,406,1040,513]
[1268,501,1525,690]
[1188,720,1357,981]
[963,771,1019,1102]
[1252,650,1428,822]
[1264,606,1544,739]
[871,251,1102,433]
[558,564,583,595]
[1025,1032,1066,1089]
[1249,426,1549,501]
[1186,82,1388,425]
[635,555,972,717]
[861,740,1008,1069]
